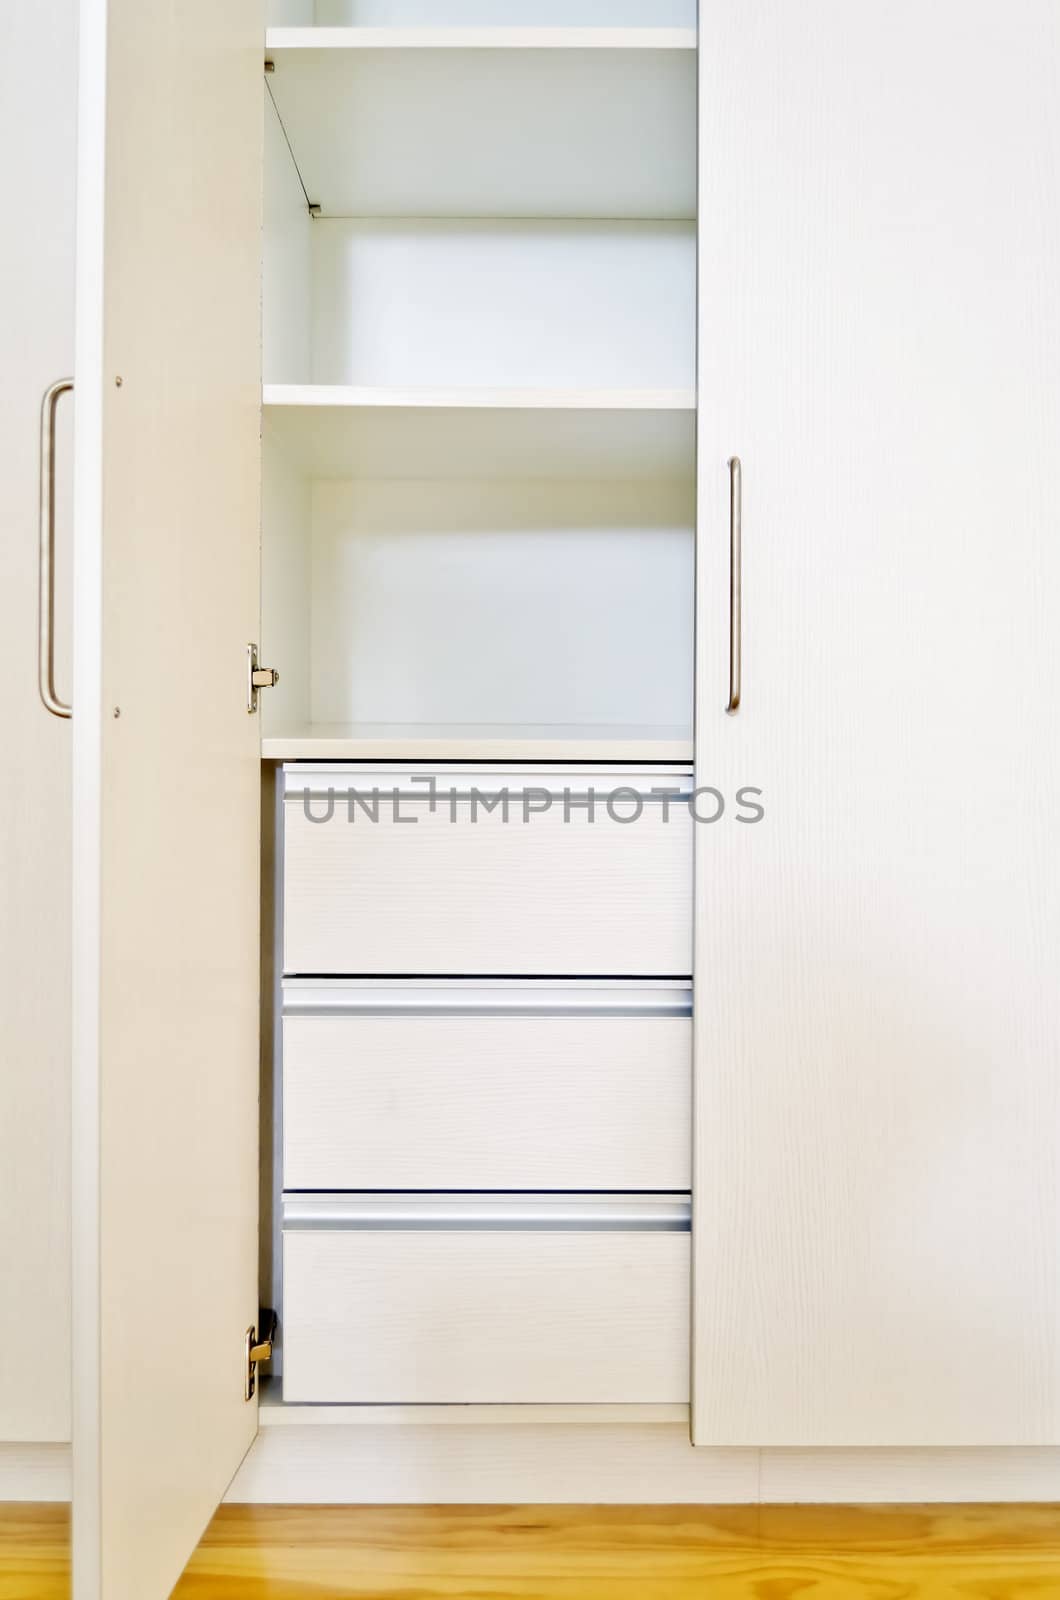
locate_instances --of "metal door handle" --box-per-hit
[39,378,73,718]
[727,456,742,714]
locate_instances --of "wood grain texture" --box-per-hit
[283,1012,691,1189]
[0,1504,69,1600]
[283,776,693,976]
[9,1502,1060,1599]
[282,1230,690,1404]
[693,0,1060,1445]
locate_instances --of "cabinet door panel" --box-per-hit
[0,0,75,1445]
[693,0,1060,1444]
[72,2,264,1595]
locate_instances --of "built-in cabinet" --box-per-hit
[49,0,1060,1595]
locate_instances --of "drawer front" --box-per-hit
[281,1196,690,1404]
[282,766,693,976]
[282,983,691,1191]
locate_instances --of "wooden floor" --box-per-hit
[4,1502,1060,1598]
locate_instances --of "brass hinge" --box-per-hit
[244,1309,277,1401]
[247,642,279,714]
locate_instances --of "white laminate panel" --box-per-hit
[693,0,1060,1445]
[72,2,263,1596]
[260,410,312,738]
[228,1424,754,1504]
[268,27,696,49]
[0,0,75,1447]
[306,220,694,391]
[0,1444,72,1503]
[283,1011,690,1190]
[13,1436,1060,1507]
[263,384,695,410]
[282,1227,690,1403]
[282,768,693,976]
[261,722,694,762]
[227,1429,1060,1505]
[306,479,693,731]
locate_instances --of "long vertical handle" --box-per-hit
[39,378,73,719]
[726,456,742,714]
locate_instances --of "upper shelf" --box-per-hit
[264,31,697,219]
[266,27,697,50]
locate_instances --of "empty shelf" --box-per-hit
[263,387,695,482]
[264,35,696,219]
[266,28,697,51]
[260,722,694,762]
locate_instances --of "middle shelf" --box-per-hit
[264,386,694,481]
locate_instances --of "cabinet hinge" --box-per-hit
[247,642,280,714]
[244,1309,277,1402]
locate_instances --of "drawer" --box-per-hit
[280,1195,690,1404]
[281,764,693,976]
[282,981,691,1191]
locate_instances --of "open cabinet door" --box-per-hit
[693,0,1060,1444]
[72,3,264,1596]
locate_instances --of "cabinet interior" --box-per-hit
[259,14,698,1403]
[260,26,697,759]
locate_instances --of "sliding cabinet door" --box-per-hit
[72,2,264,1595]
[693,0,1060,1444]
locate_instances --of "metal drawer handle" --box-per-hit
[281,981,693,1020]
[39,378,73,719]
[727,456,742,714]
[282,1193,691,1233]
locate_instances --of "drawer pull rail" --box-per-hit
[284,766,694,804]
[281,981,692,1019]
[282,1194,691,1232]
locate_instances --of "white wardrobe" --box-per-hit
[52,0,1060,1596]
